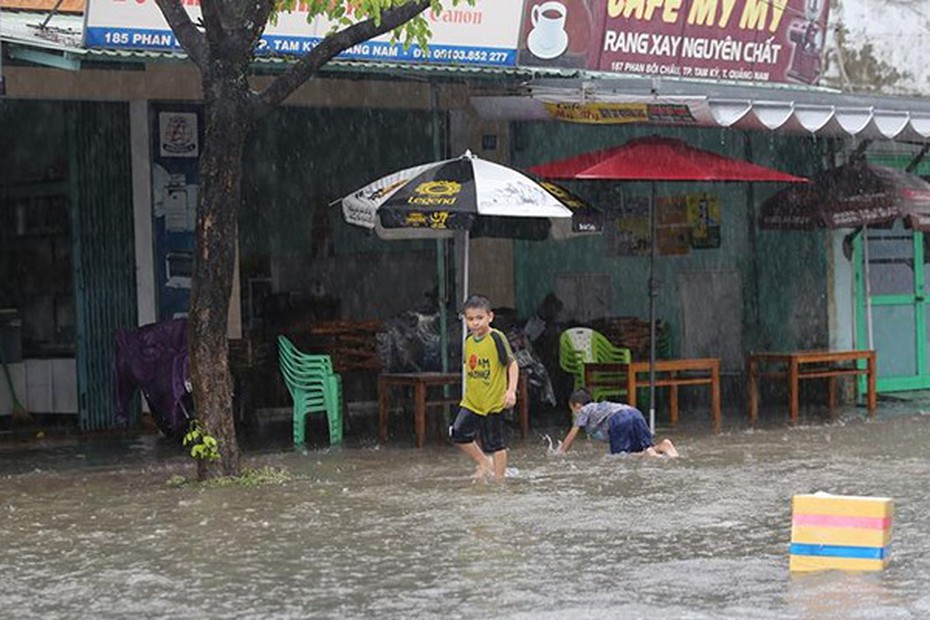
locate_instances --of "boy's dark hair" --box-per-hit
[461,295,492,313]
[569,389,593,407]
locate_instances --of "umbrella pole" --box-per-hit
[431,83,449,375]
[648,181,657,434]
[461,230,470,390]
[863,225,874,350]
[438,240,448,372]
[463,229,470,306]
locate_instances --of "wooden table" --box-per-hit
[584,358,721,432]
[378,371,529,447]
[747,350,877,425]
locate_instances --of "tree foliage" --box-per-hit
[150,0,470,480]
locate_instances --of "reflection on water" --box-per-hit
[3,411,930,618]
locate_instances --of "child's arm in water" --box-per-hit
[555,426,581,454]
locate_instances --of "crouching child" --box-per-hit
[556,389,679,457]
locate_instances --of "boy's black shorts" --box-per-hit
[449,407,506,454]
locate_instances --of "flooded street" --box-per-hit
[3,409,930,619]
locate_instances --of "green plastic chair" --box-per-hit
[277,335,344,401]
[278,337,342,446]
[277,335,343,447]
[559,327,631,402]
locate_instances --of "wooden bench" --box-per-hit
[378,371,529,447]
[584,358,721,432]
[747,350,877,425]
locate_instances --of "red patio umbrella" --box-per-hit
[528,136,808,431]
[529,136,808,183]
[759,159,930,231]
[760,158,930,349]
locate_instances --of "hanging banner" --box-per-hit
[543,101,698,124]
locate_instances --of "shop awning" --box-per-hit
[0,9,85,69]
[471,76,930,144]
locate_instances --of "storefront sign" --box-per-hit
[601,0,827,84]
[84,0,830,85]
[519,0,830,85]
[83,0,522,67]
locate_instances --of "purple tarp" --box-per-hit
[114,318,191,437]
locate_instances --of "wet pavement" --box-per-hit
[2,399,930,618]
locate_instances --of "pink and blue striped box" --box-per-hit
[789,493,893,572]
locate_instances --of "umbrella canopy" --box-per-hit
[528,135,808,432]
[342,150,603,242]
[759,159,930,231]
[527,136,809,183]
[759,159,930,352]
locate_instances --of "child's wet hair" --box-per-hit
[461,295,492,313]
[569,389,593,407]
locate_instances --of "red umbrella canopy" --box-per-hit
[527,136,808,183]
[759,159,930,231]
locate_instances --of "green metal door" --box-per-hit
[68,102,138,430]
[855,223,930,391]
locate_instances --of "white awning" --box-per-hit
[471,76,930,144]
[0,10,83,52]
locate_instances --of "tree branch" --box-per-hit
[153,0,209,70]
[257,0,432,109]
[246,0,277,51]
[198,0,226,50]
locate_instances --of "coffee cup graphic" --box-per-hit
[527,1,569,60]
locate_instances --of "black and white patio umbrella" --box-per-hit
[340,150,600,300]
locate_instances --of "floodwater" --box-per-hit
[3,408,930,619]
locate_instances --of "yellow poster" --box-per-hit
[687,193,721,249]
[656,196,690,255]
[613,196,650,256]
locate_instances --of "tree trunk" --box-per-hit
[191,77,253,480]
[148,0,438,481]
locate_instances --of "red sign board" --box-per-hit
[516,0,830,85]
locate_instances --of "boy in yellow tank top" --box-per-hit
[450,295,518,482]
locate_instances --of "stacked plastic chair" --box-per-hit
[277,335,343,447]
[559,327,632,402]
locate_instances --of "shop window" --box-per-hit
[0,180,75,358]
